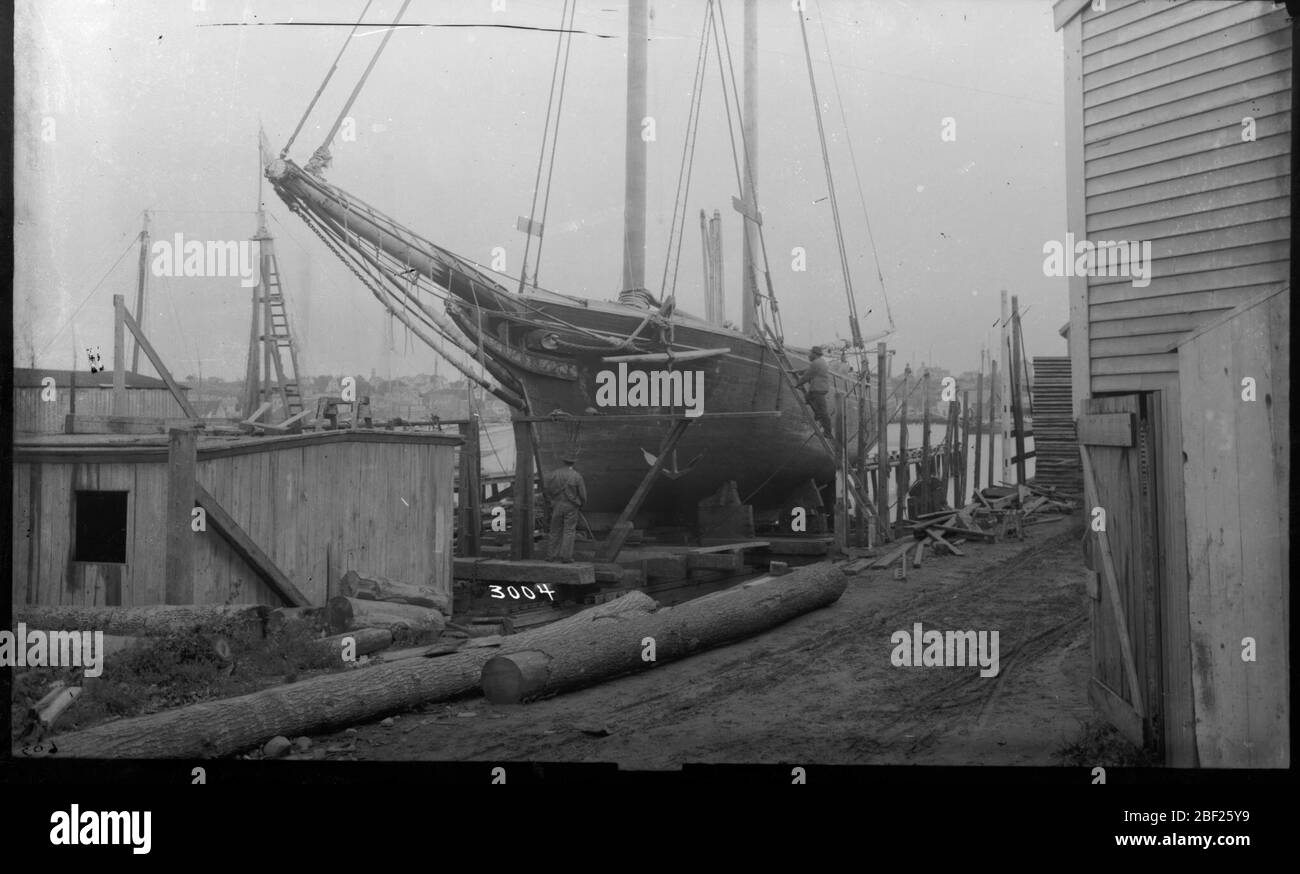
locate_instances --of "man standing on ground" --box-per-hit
[794,345,835,438]
[544,451,587,563]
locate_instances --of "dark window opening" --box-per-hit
[74,491,128,563]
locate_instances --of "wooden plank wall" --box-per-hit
[12,439,456,610]
[195,440,454,608]
[1178,291,1289,767]
[1078,0,1292,393]
[10,460,169,607]
[13,387,189,434]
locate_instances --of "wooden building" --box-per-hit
[12,429,459,611]
[1056,0,1291,767]
[13,368,191,434]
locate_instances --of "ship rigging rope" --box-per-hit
[36,234,140,356]
[711,2,785,342]
[797,7,860,350]
[519,0,578,293]
[814,0,893,337]
[310,0,414,164]
[282,0,375,158]
[656,0,713,309]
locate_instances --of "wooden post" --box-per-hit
[834,393,848,554]
[1011,295,1028,485]
[986,358,998,491]
[896,367,910,523]
[960,390,970,508]
[460,415,482,557]
[131,211,150,374]
[112,295,127,415]
[511,419,535,560]
[973,352,984,502]
[876,343,890,540]
[856,377,868,547]
[947,401,959,508]
[920,370,931,515]
[164,428,197,604]
[999,289,1013,485]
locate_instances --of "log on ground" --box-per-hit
[326,597,445,642]
[13,605,269,642]
[35,592,657,759]
[480,561,847,705]
[312,629,392,660]
[339,570,451,614]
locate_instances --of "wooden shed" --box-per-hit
[13,368,192,434]
[1056,0,1291,767]
[12,429,460,611]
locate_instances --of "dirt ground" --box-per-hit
[312,518,1093,768]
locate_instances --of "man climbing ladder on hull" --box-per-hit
[794,345,835,439]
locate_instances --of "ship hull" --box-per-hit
[449,296,862,526]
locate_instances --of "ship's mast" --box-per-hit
[619,0,649,305]
[741,0,758,336]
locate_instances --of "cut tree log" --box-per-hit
[339,570,451,614]
[35,592,658,759]
[453,558,596,586]
[312,629,392,660]
[326,597,445,642]
[13,605,269,642]
[479,561,847,705]
[267,606,329,636]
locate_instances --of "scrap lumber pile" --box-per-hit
[856,483,1078,573]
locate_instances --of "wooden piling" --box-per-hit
[896,366,910,523]
[1011,295,1028,485]
[973,352,984,502]
[112,295,127,416]
[959,390,970,509]
[986,358,998,491]
[459,415,482,557]
[876,343,890,539]
[920,370,931,514]
[511,419,535,560]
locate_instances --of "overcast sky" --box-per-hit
[15,0,1066,383]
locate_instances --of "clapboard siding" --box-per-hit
[1086,13,1290,86]
[1089,310,1232,338]
[1084,2,1267,66]
[12,434,457,609]
[13,387,189,434]
[1086,132,1288,196]
[1091,281,1284,319]
[1089,174,1287,230]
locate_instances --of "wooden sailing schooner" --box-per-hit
[265,0,884,526]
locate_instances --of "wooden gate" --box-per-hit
[1077,394,1163,752]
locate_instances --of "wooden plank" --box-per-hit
[119,305,198,418]
[869,539,915,569]
[686,552,743,572]
[511,419,535,560]
[912,541,924,568]
[1088,677,1144,749]
[194,483,310,607]
[759,537,832,556]
[164,429,197,605]
[1079,446,1144,718]
[597,419,691,561]
[926,523,994,543]
[64,415,207,435]
[1076,412,1135,447]
[242,402,271,425]
[453,558,597,586]
[1171,283,1289,350]
[112,296,126,416]
[689,540,770,554]
[925,530,964,557]
[601,347,729,364]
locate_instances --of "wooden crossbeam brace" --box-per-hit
[113,295,199,419]
[597,418,693,562]
[194,483,311,607]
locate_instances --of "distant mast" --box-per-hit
[619,0,649,305]
[741,0,758,336]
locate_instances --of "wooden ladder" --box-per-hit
[260,253,305,417]
[764,329,877,526]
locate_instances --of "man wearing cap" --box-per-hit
[544,451,587,563]
[794,345,835,438]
